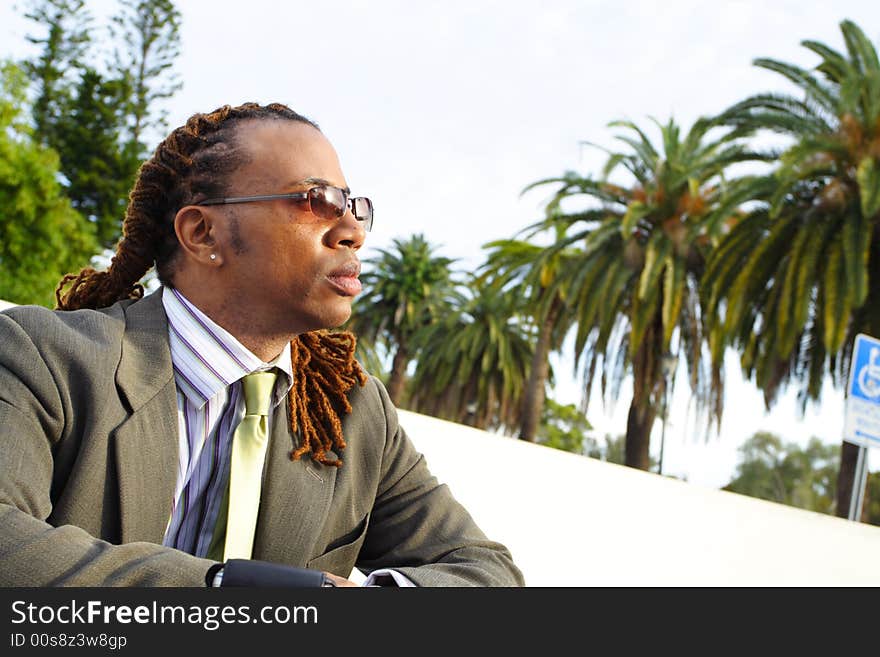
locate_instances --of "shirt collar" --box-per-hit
[162,287,293,410]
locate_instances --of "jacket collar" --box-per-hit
[115,288,175,413]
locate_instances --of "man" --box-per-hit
[0,102,523,587]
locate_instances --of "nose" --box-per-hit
[326,205,366,250]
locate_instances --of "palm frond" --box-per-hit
[841,19,880,76]
[841,206,870,306]
[662,254,686,345]
[752,57,838,114]
[800,39,848,83]
[607,120,659,161]
[822,233,851,352]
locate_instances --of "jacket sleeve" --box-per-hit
[354,377,525,586]
[0,311,215,586]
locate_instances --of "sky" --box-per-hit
[2,0,880,487]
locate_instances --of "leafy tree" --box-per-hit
[408,279,533,432]
[0,61,98,306]
[723,433,838,512]
[51,68,140,246]
[535,398,592,454]
[704,20,880,518]
[598,434,627,466]
[529,401,662,471]
[719,431,880,527]
[21,0,182,249]
[346,234,458,404]
[530,402,654,470]
[22,0,91,148]
[576,433,645,467]
[862,471,880,526]
[110,0,182,151]
[526,117,763,471]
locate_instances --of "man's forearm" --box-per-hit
[0,504,213,586]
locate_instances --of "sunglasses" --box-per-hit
[197,184,373,232]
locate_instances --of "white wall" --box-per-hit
[398,409,880,586]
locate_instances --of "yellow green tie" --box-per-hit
[221,370,277,560]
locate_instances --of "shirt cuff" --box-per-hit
[362,569,416,587]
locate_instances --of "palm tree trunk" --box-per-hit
[624,398,655,469]
[835,440,861,518]
[519,297,562,442]
[386,344,410,406]
[624,314,661,471]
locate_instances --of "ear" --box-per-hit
[174,206,221,266]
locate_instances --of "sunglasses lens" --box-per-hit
[306,186,372,231]
[309,186,347,220]
[352,197,373,232]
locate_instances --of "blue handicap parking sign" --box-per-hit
[849,334,880,402]
[845,334,880,448]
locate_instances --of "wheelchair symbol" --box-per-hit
[857,346,880,399]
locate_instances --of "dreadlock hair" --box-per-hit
[55,102,367,467]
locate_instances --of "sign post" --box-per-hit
[843,333,880,520]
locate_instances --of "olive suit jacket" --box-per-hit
[0,290,523,586]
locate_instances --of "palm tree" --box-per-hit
[346,234,458,405]
[408,277,533,432]
[703,19,880,517]
[527,116,763,470]
[479,233,575,442]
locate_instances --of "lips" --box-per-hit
[326,260,362,296]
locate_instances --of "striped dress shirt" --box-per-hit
[160,287,293,557]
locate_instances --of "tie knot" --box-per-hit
[241,371,277,416]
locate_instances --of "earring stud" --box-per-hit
[210,254,217,261]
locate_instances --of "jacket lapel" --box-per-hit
[112,290,179,544]
[253,404,337,566]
